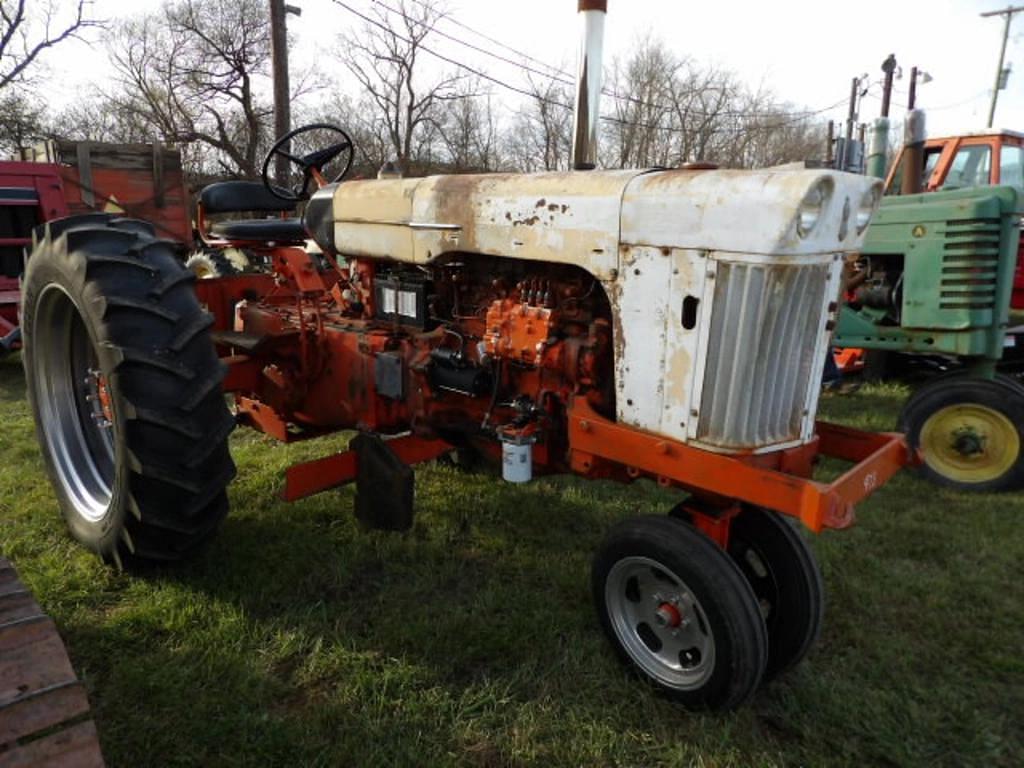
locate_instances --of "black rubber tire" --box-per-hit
[898,372,1024,492]
[592,515,768,711]
[185,249,238,279]
[861,349,892,382]
[22,214,236,566]
[726,508,824,680]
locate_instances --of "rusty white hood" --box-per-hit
[328,167,881,277]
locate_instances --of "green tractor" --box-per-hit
[835,127,1024,492]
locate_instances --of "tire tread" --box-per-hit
[23,215,235,566]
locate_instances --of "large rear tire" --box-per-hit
[898,373,1024,492]
[21,214,236,566]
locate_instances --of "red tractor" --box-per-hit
[0,140,191,355]
[17,5,912,712]
[19,119,912,711]
[0,162,69,354]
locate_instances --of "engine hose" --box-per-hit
[481,358,503,432]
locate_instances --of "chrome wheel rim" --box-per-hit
[32,284,116,523]
[604,556,715,689]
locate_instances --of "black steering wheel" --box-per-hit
[261,123,355,202]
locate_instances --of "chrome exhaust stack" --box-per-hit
[571,0,607,170]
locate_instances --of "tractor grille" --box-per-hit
[697,260,830,449]
[940,218,1001,310]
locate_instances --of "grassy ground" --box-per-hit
[1,351,1022,768]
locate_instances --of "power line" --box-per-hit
[365,0,836,122]
[368,0,577,89]
[330,0,846,137]
[332,0,575,108]
[404,0,570,80]
[926,90,989,112]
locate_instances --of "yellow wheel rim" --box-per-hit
[919,403,1021,484]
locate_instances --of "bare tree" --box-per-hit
[0,0,101,89]
[105,0,273,179]
[52,95,159,145]
[434,80,503,172]
[603,37,677,168]
[668,67,742,165]
[0,0,101,154]
[505,74,573,172]
[722,90,824,169]
[601,38,746,169]
[338,0,464,174]
[599,35,826,170]
[0,86,45,155]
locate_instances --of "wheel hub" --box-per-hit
[951,428,984,457]
[85,368,114,428]
[919,402,1020,484]
[654,601,682,628]
[604,556,715,690]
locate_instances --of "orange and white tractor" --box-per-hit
[19,1,911,710]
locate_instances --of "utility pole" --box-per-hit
[270,0,302,187]
[982,5,1024,128]
[843,76,858,171]
[866,55,896,179]
[879,54,897,118]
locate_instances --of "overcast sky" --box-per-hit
[39,0,1024,144]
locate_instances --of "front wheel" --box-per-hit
[592,516,767,710]
[899,373,1024,492]
[726,507,824,679]
[22,215,236,566]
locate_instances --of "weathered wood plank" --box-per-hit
[0,560,104,765]
[0,594,42,627]
[0,632,78,707]
[0,682,91,745]
[0,719,105,768]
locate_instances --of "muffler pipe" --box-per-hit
[900,109,927,195]
[571,0,607,170]
[865,117,890,179]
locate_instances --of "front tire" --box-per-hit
[22,215,236,566]
[726,507,824,679]
[899,373,1024,492]
[592,516,767,710]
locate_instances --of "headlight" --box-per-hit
[855,183,882,234]
[796,179,832,238]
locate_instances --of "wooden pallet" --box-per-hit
[0,559,104,767]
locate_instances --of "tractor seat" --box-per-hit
[199,180,297,215]
[209,218,308,243]
[200,180,306,243]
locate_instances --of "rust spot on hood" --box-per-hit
[512,215,541,227]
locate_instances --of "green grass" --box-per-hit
[1,351,1022,767]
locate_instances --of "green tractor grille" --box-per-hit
[940,217,1002,311]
